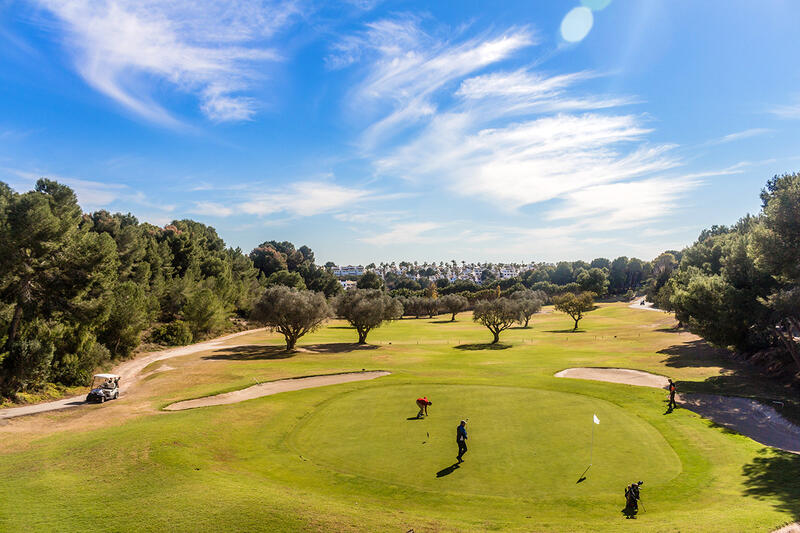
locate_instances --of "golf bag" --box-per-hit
[625,482,642,511]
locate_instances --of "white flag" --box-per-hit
[593,414,600,425]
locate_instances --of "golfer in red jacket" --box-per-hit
[416,396,432,418]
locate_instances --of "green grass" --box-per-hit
[0,303,798,532]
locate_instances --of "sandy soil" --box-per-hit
[774,522,800,533]
[164,371,391,411]
[0,328,264,420]
[555,367,800,454]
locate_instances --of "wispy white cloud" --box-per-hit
[770,99,800,119]
[191,201,234,217]
[360,221,442,245]
[34,0,300,124]
[334,16,697,231]
[238,181,374,217]
[703,128,771,146]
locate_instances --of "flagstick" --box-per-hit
[590,421,594,466]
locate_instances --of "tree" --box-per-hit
[266,270,306,290]
[510,290,544,327]
[440,294,467,321]
[335,289,402,344]
[577,268,609,297]
[552,291,595,330]
[473,298,519,344]
[251,286,331,350]
[551,262,574,285]
[183,288,227,338]
[609,257,629,293]
[97,282,150,357]
[357,271,384,290]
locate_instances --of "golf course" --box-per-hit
[1,302,798,532]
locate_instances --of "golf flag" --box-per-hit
[593,414,600,425]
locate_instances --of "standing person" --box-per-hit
[624,481,643,517]
[416,396,432,418]
[456,420,468,462]
[667,379,677,410]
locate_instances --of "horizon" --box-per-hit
[2,1,799,264]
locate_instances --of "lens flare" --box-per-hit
[561,6,594,43]
[581,0,612,11]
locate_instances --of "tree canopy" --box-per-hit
[335,289,402,344]
[552,292,595,331]
[251,286,331,350]
[473,298,519,344]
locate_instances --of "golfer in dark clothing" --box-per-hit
[668,379,677,410]
[456,420,468,462]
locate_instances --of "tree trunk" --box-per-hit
[573,318,579,331]
[451,313,456,321]
[491,330,500,344]
[357,328,368,344]
[524,316,530,328]
[3,303,23,353]
[285,335,297,351]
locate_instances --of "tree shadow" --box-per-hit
[510,326,531,330]
[436,463,461,477]
[742,448,800,517]
[655,326,684,333]
[203,345,295,360]
[543,329,585,333]
[454,343,512,351]
[328,326,355,330]
[429,319,454,324]
[303,343,379,354]
[658,340,730,369]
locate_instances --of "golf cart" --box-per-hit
[86,373,120,403]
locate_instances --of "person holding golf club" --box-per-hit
[416,396,432,418]
[667,379,677,410]
[456,420,468,462]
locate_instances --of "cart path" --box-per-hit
[163,371,391,411]
[0,328,265,420]
[555,367,800,454]
[629,296,663,311]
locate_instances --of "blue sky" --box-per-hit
[2,1,799,264]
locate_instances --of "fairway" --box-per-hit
[1,303,799,532]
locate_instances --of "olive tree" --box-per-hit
[252,286,331,350]
[552,291,595,331]
[440,294,467,321]
[335,289,402,344]
[510,290,544,328]
[473,298,519,344]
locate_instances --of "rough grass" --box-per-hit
[0,303,798,532]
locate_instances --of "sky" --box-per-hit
[2,0,799,265]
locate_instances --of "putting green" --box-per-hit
[289,384,681,499]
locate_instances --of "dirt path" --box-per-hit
[555,367,800,454]
[164,371,391,411]
[0,328,264,420]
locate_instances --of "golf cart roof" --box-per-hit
[93,373,120,379]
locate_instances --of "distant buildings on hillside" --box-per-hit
[328,261,536,285]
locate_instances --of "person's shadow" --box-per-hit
[436,463,460,477]
[621,506,638,519]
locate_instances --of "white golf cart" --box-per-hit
[86,373,120,403]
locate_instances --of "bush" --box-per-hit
[150,321,193,346]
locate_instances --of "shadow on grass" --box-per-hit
[658,339,729,368]
[406,416,423,421]
[436,463,460,477]
[454,343,512,351]
[204,345,295,360]
[742,448,800,517]
[510,326,531,330]
[655,326,684,333]
[328,326,355,330]
[429,319,454,324]
[204,342,379,360]
[543,329,585,333]
[303,343,379,354]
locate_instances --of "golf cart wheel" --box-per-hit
[114,391,119,400]
[100,396,105,403]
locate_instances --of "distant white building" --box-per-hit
[339,280,358,290]
[332,265,364,277]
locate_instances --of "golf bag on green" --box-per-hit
[625,481,643,513]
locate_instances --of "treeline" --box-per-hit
[0,179,338,398]
[647,173,800,380]
[378,258,654,299]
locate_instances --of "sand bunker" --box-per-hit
[556,367,800,454]
[164,371,391,411]
[554,367,669,388]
